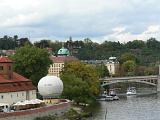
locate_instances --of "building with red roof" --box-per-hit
[48,47,78,77]
[0,56,36,105]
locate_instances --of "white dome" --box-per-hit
[38,76,63,98]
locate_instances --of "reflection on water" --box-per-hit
[90,93,160,120]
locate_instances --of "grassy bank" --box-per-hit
[35,106,93,120]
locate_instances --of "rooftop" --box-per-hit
[50,56,78,63]
[0,56,13,63]
[0,56,36,92]
[57,47,70,56]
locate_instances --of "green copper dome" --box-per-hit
[57,47,70,56]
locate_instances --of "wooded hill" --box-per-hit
[0,35,159,67]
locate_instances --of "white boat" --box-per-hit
[105,95,114,101]
[97,93,119,101]
[109,89,116,96]
[112,96,119,100]
[96,94,107,101]
[126,87,136,95]
[109,89,119,100]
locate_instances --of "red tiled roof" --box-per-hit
[0,56,12,63]
[0,72,31,83]
[50,56,78,63]
[0,72,36,92]
[0,81,36,93]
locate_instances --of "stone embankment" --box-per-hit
[0,100,70,120]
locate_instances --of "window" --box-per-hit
[11,94,12,98]
[1,95,3,99]
[17,93,18,97]
[8,66,11,70]
[22,92,24,96]
[0,66,3,70]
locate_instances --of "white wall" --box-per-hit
[28,90,37,100]
[0,90,36,105]
[106,63,119,75]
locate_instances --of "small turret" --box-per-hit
[0,56,13,80]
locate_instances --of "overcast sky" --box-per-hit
[0,0,160,43]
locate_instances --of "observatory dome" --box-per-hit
[38,76,63,98]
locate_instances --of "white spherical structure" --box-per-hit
[38,76,63,98]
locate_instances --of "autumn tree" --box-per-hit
[60,61,100,104]
[120,52,139,64]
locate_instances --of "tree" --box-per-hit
[122,60,136,76]
[12,45,52,85]
[95,63,110,78]
[0,35,17,50]
[60,61,100,104]
[146,38,160,50]
[34,40,51,48]
[18,38,32,47]
[126,40,145,49]
[120,52,138,64]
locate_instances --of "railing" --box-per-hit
[100,75,159,86]
[100,75,158,81]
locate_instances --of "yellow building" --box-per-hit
[48,47,77,77]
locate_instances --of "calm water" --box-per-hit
[91,93,160,120]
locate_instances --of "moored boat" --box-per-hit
[112,95,119,100]
[96,93,119,101]
[126,87,136,95]
[109,89,119,100]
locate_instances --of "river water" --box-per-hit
[90,93,160,120]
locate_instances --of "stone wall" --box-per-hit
[0,100,70,120]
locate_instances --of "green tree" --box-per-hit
[126,40,145,49]
[34,40,51,48]
[122,60,136,76]
[146,38,160,50]
[95,63,110,78]
[60,61,100,104]
[12,45,52,85]
[120,52,138,64]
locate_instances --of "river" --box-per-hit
[89,93,160,120]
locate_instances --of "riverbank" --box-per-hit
[35,103,95,120]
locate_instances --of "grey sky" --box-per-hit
[0,0,160,43]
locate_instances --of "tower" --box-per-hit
[0,56,13,80]
[105,57,119,76]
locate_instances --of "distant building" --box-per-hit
[83,57,119,76]
[0,50,16,56]
[105,57,119,76]
[48,46,77,77]
[0,56,36,105]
